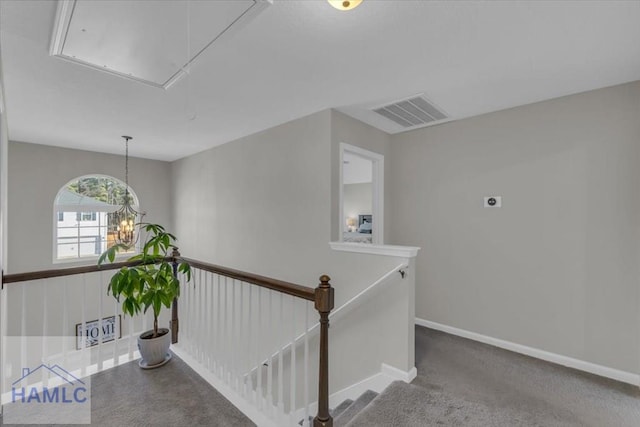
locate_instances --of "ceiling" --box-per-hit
[1,0,639,162]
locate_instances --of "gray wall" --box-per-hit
[0,58,7,273]
[171,110,333,280]
[7,141,172,273]
[331,110,391,242]
[171,110,415,392]
[389,81,640,373]
[0,52,8,379]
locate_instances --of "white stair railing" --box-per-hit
[174,260,407,427]
[174,266,320,426]
[2,256,337,427]
[1,269,150,403]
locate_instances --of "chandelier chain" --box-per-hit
[113,135,143,249]
[124,136,131,200]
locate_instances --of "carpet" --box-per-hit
[341,327,640,426]
[346,381,578,427]
[1,352,255,427]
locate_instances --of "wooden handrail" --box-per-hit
[178,256,316,302]
[1,258,168,284]
[3,256,317,303]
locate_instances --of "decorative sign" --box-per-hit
[75,315,121,350]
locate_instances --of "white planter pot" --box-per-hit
[137,328,171,368]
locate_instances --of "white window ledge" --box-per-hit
[329,242,420,258]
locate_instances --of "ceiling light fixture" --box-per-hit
[111,136,145,249]
[328,0,363,11]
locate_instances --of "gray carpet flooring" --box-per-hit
[1,352,255,427]
[348,326,640,426]
[4,327,639,426]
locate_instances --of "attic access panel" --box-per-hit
[50,0,270,89]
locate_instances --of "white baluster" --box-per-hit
[41,282,48,387]
[223,276,229,381]
[62,279,69,368]
[191,269,197,358]
[21,283,27,382]
[304,302,310,427]
[239,280,245,396]
[203,271,209,368]
[199,268,205,362]
[267,290,274,415]
[80,274,88,376]
[112,276,119,367]
[247,284,254,402]
[231,279,237,390]
[193,269,198,359]
[185,269,192,353]
[214,273,221,374]
[278,293,284,419]
[182,269,189,351]
[98,271,104,371]
[290,295,297,425]
[188,269,195,354]
[195,269,201,361]
[256,286,263,410]
[195,268,201,357]
[128,316,134,360]
[216,274,222,376]
[206,271,213,371]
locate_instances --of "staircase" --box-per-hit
[332,389,379,426]
[328,380,466,427]
[299,389,379,427]
[331,382,417,427]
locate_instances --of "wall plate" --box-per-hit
[484,196,502,208]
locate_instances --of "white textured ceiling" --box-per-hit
[1,0,639,161]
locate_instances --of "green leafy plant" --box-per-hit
[98,223,191,338]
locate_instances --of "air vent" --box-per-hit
[373,95,447,128]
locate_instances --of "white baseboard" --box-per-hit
[416,318,640,387]
[171,346,279,427]
[381,363,417,383]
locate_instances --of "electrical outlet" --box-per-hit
[484,196,502,208]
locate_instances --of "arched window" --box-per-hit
[54,175,140,261]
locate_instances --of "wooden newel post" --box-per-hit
[314,275,334,427]
[170,247,180,344]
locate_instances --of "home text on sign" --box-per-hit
[75,315,121,349]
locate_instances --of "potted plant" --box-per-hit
[98,223,191,368]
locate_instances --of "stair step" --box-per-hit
[332,399,354,419]
[334,390,378,427]
[298,398,355,426]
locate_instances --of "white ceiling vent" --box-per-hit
[49,0,271,89]
[373,95,447,129]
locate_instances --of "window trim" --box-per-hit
[338,143,384,245]
[53,174,141,264]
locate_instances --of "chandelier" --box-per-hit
[111,135,145,248]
